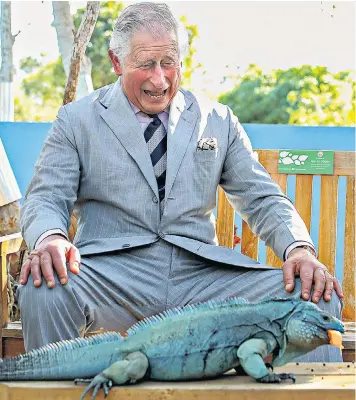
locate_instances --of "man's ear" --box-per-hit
[108,50,122,76]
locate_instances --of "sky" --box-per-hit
[9,0,356,96]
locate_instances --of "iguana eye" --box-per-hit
[322,315,330,321]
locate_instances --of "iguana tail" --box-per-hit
[0,332,124,380]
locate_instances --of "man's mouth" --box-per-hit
[144,89,167,99]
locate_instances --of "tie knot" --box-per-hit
[147,114,160,126]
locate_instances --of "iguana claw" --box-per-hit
[257,372,296,383]
[75,374,113,400]
[265,362,274,372]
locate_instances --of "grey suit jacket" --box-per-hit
[21,79,313,269]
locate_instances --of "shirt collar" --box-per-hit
[128,99,170,117]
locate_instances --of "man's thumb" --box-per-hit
[67,246,81,274]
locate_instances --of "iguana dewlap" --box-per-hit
[0,297,344,400]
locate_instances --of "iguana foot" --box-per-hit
[257,373,296,383]
[235,362,273,376]
[75,374,113,400]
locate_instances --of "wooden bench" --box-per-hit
[0,363,354,400]
[0,150,355,360]
[216,149,355,361]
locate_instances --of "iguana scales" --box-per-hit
[0,296,344,399]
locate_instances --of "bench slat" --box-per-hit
[216,187,234,248]
[295,175,313,232]
[343,176,355,321]
[241,221,258,260]
[0,363,354,400]
[266,173,287,267]
[318,176,338,275]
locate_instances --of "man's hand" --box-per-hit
[283,247,343,303]
[20,234,81,288]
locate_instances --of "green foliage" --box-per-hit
[180,16,202,90]
[219,64,355,126]
[19,57,42,74]
[15,57,66,121]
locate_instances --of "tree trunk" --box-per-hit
[62,2,100,105]
[52,1,94,100]
[0,2,15,121]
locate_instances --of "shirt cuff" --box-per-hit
[35,229,68,249]
[284,241,317,260]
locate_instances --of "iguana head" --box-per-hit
[272,301,344,366]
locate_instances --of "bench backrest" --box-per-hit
[216,150,355,321]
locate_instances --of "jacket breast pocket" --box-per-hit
[194,148,220,163]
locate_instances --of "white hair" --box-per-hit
[109,2,189,64]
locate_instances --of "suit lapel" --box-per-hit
[165,90,198,200]
[99,79,159,197]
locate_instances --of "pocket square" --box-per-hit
[197,137,218,151]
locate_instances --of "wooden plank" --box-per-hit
[342,176,355,322]
[0,364,354,400]
[318,176,338,275]
[2,337,25,358]
[0,232,22,244]
[257,150,355,176]
[0,241,9,337]
[241,221,258,261]
[295,175,313,232]
[2,322,23,338]
[266,174,287,267]
[342,323,355,362]
[216,187,234,248]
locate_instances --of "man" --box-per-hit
[19,2,343,362]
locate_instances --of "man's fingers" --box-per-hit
[333,277,344,299]
[30,255,42,287]
[282,262,296,292]
[299,266,314,300]
[311,268,326,303]
[322,272,334,302]
[19,258,32,285]
[40,252,56,288]
[51,250,68,285]
[68,246,81,275]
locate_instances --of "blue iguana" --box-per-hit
[0,297,344,400]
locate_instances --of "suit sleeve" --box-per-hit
[219,108,314,260]
[20,106,80,251]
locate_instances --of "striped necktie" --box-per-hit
[144,114,167,205]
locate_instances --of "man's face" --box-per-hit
[109,30,181,114]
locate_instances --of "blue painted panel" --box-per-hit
[0,122,50,198]
[244,124,355,151]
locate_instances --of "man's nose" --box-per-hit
[150,65,165,88]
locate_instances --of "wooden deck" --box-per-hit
[0,363,354,400]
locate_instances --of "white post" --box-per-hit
[0,2,14,121]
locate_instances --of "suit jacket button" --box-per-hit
[152,196,158,203]
[158,231,165,239]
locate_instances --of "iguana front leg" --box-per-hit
[236,339,295,383]
[75,351,149,400]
